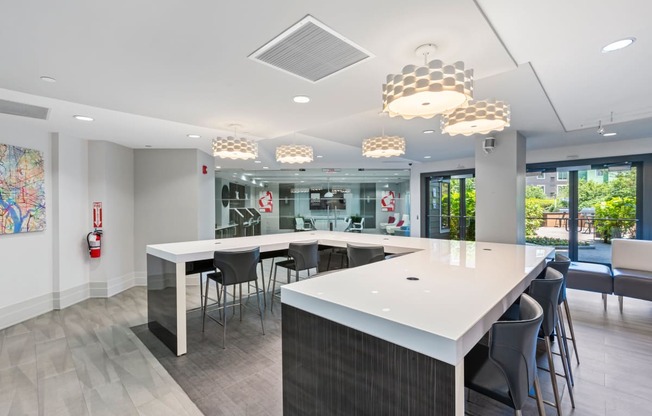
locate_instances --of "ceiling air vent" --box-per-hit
[0,99,49,120]
[249,15,373,83]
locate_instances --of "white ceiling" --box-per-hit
[1,0,651,170]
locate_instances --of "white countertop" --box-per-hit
[146,231,552,365]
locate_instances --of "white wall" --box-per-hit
[88,141,135,295]
[475,131,526,244]
[0,119,54,328]
[51,134,90,307]
[134,149,215,275]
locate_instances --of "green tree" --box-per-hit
[578,179,609,209]
[525,199,544,237]
[526,185,546,199]
[594,197,636,243]
[608,170,636,199]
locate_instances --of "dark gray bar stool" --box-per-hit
[270,241,319,310]
[547,253,580,367]
[465,293,546,416]
[346,243,385,268]
[202,247,265,349]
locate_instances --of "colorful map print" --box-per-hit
[0,144,45,234]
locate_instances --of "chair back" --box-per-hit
[213,247,260,286]
[489,293,543,411]
[347,243,385,268]
[547,253,570,304]
[288,241,319,271]
[528,267,563,337]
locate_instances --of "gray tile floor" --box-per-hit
[1,278,651,416]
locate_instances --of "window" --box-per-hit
[536,172,545,179]
[557,171,568,181]
[537,185,546,194]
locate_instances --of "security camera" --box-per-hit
[408,162,413,166]
[483,137,496,154]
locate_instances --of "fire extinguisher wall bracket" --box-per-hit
[87,229,103,258]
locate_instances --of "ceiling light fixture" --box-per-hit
[276,144,314,164]
[212,124,258,160]
[423,129,435,134]
[382,44,473,119]
[293,95,311,103]
[73,115,94,121]
[187,134,201,138]
[254,160,262,163]
[441,99,510,136]
[603,132,617,137]
[362,135,406,158]
[40,76,56,83]
[602,37,636,53]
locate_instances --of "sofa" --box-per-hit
[611,238,652,312]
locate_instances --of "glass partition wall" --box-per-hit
[424,172,476,241]
[215,168,410,238]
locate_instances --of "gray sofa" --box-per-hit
[611,238,652,312]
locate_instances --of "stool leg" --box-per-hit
[258,261,267,308]
[602,293,607,310]
[563,299,580,365]
[222,283,228,349]
[202,279,210,332]
[557,305,574,386]
[544,337,563,416]
[533,376,546,416]
[556,321,575,408]
[618,295,623,313]
[270,264,279,312]
[255,280,265,335]
[239,283,243,321]
[199,273,204,309]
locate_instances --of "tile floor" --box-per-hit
[1,279,651,415]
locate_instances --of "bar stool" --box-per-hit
[465,293,546,416]
[547,254,579,366]
[270,241,318,310]
[529,267,575,414]
[202,247,265,348]
[346,243,385,268]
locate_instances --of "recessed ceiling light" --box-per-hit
[40,76,56,83]
[216,166,221,169]
[187,134,201,138]
[602,37,636,53]
[423,129,435,134]
[263,166,269,169]
[254,160,262,163]
[424,155,432,159]
[316,155,323,158]
[73,115,94,121]
[294,173,299,176]
[293,95,310,104]
[603,132,617,137]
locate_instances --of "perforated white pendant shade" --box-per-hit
[212,136,258,160]
[362,135,406,158]
[441,100,510,136]
[275,144,314,164]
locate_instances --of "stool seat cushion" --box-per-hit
[567,262,613,294]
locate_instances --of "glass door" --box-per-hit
[526,163,639,264]
[425,174,475,241]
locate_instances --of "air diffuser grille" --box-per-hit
[249,15,373,82]
[0,99,49,120]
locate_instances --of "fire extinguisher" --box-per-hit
[87,229,103,258]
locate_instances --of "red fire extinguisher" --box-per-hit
[87,229,103,258]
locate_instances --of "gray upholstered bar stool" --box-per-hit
[547,253,580,366]
[346,243,385,268]
[270,241,319,310]
[465,293,546,416]
[202,247,265,348]
[529,267,575,414]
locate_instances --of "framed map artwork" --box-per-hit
[0,143,46,234]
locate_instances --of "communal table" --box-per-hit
[146,231,552,416]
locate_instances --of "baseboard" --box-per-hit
[0,293,53,331]
[53,283,90,310]
[90,272,137,298]
[134,271,147,286]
